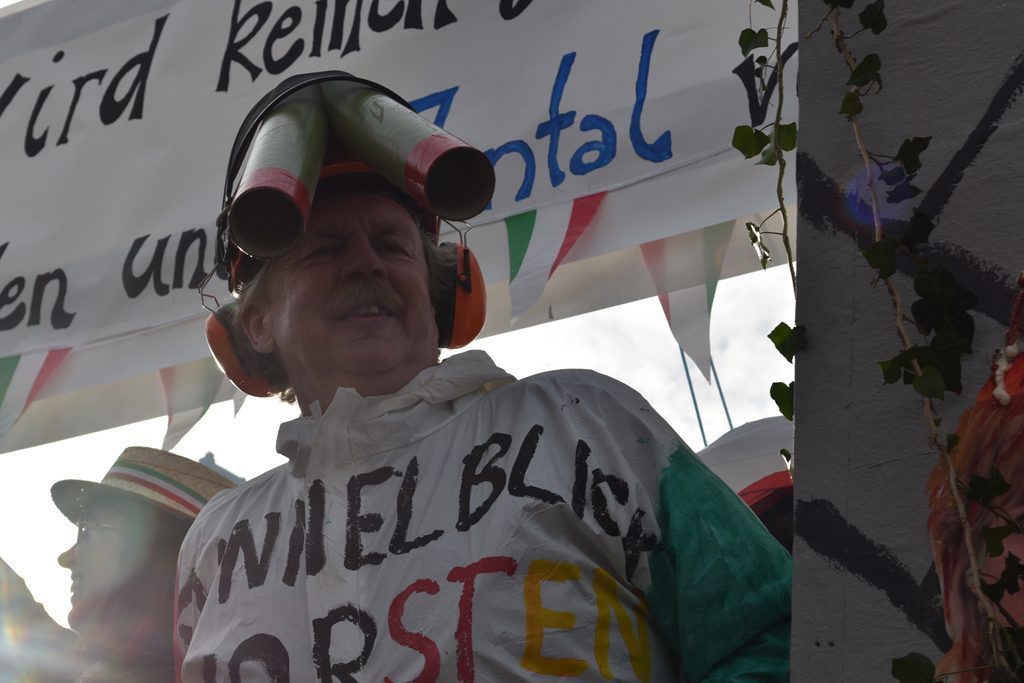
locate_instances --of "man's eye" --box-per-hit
[378,240,411,254]
[304,245,338,259]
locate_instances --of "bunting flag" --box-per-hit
[232,389,247,417]
[639,221,733,382]
[505,192,607,321]
[159,360,228,451]
[0,348,72,439]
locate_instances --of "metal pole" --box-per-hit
[710,358,734,430]
[680,347,707,448]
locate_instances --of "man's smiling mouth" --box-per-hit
[340,303,396,319]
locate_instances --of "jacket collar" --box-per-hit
[276,350,514,469]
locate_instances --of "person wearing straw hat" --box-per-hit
[46,447,234,683]
[177,72,791,682]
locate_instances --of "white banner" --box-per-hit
[0,0,797,449]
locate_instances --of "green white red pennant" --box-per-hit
[505,192,607,320]
[639,221,733,382]
[159,359,227,450]
[0,347,72,439]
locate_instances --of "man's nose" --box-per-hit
[340,233,385,278]
[57,544,76,569]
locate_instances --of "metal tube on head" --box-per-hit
[228,87,328,259]
[319,81,495,221]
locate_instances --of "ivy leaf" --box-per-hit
[746,222,773,269]
[840,90,863,117]
[966,465,1012,505]
[890,652,935,683]
[911,266,977,347]
[755,0,775,8]
[878,164,906,187]
[768,322,808,362]
[770,381,794,421]
[739,28,770,57]
[858,0,888,35]
[914,266,957,305]
[862,236,899,278]
[732,125,772,159]
[922,329,970,394]
[901,210,935,249]
[912,300,976,351]
[878,351,911,384]
[984,524,1017,557]
[757,143,779,166]
[895,136,931,175]
[913,364,945,399]
[981,552,1024,603]
[886,178,922,203]
[775,122,798,152]
[848,53,883,91]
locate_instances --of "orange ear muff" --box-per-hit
[436,242,486,349]
[205,302,274,397]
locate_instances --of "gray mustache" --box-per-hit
[325,279,405,318]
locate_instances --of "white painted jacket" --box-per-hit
[175,351,791,682]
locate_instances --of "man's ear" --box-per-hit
[240,304,276,354]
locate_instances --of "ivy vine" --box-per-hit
[732,0,803,437]
[808,1,1024,680]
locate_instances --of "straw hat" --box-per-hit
[51,447,236,522]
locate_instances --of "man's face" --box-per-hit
[244,192,440,406]
[57,496,155,638]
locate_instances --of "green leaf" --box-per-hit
[777,122,797,151]
[946,433,959,451]
[739,28,770,57]
[732,125,772,159]
[890,652,935,683]
[911,265,977,348]
[901,210,935,248]
[839,90,863,117]
[878,355,905,384]
[858,0,888,35]
[757,143,779,166]
[886,178,923,203]
[982,552,1024,602]
[878,164,906,187]
[770,381,794,421]
[925,330,970,393]
[984,524,1017,557]
[913,364,945,399]
[895,136,932,175]
[913,266,959,308]
[779,448,792,465]
[755,0,775,8]
[768,322,808,362]
[862,236,899,278]
[848,53,883,90]
[966,466,1012,505]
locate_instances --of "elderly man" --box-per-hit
[177,73,791,682]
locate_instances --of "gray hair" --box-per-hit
[233,232,456,404]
